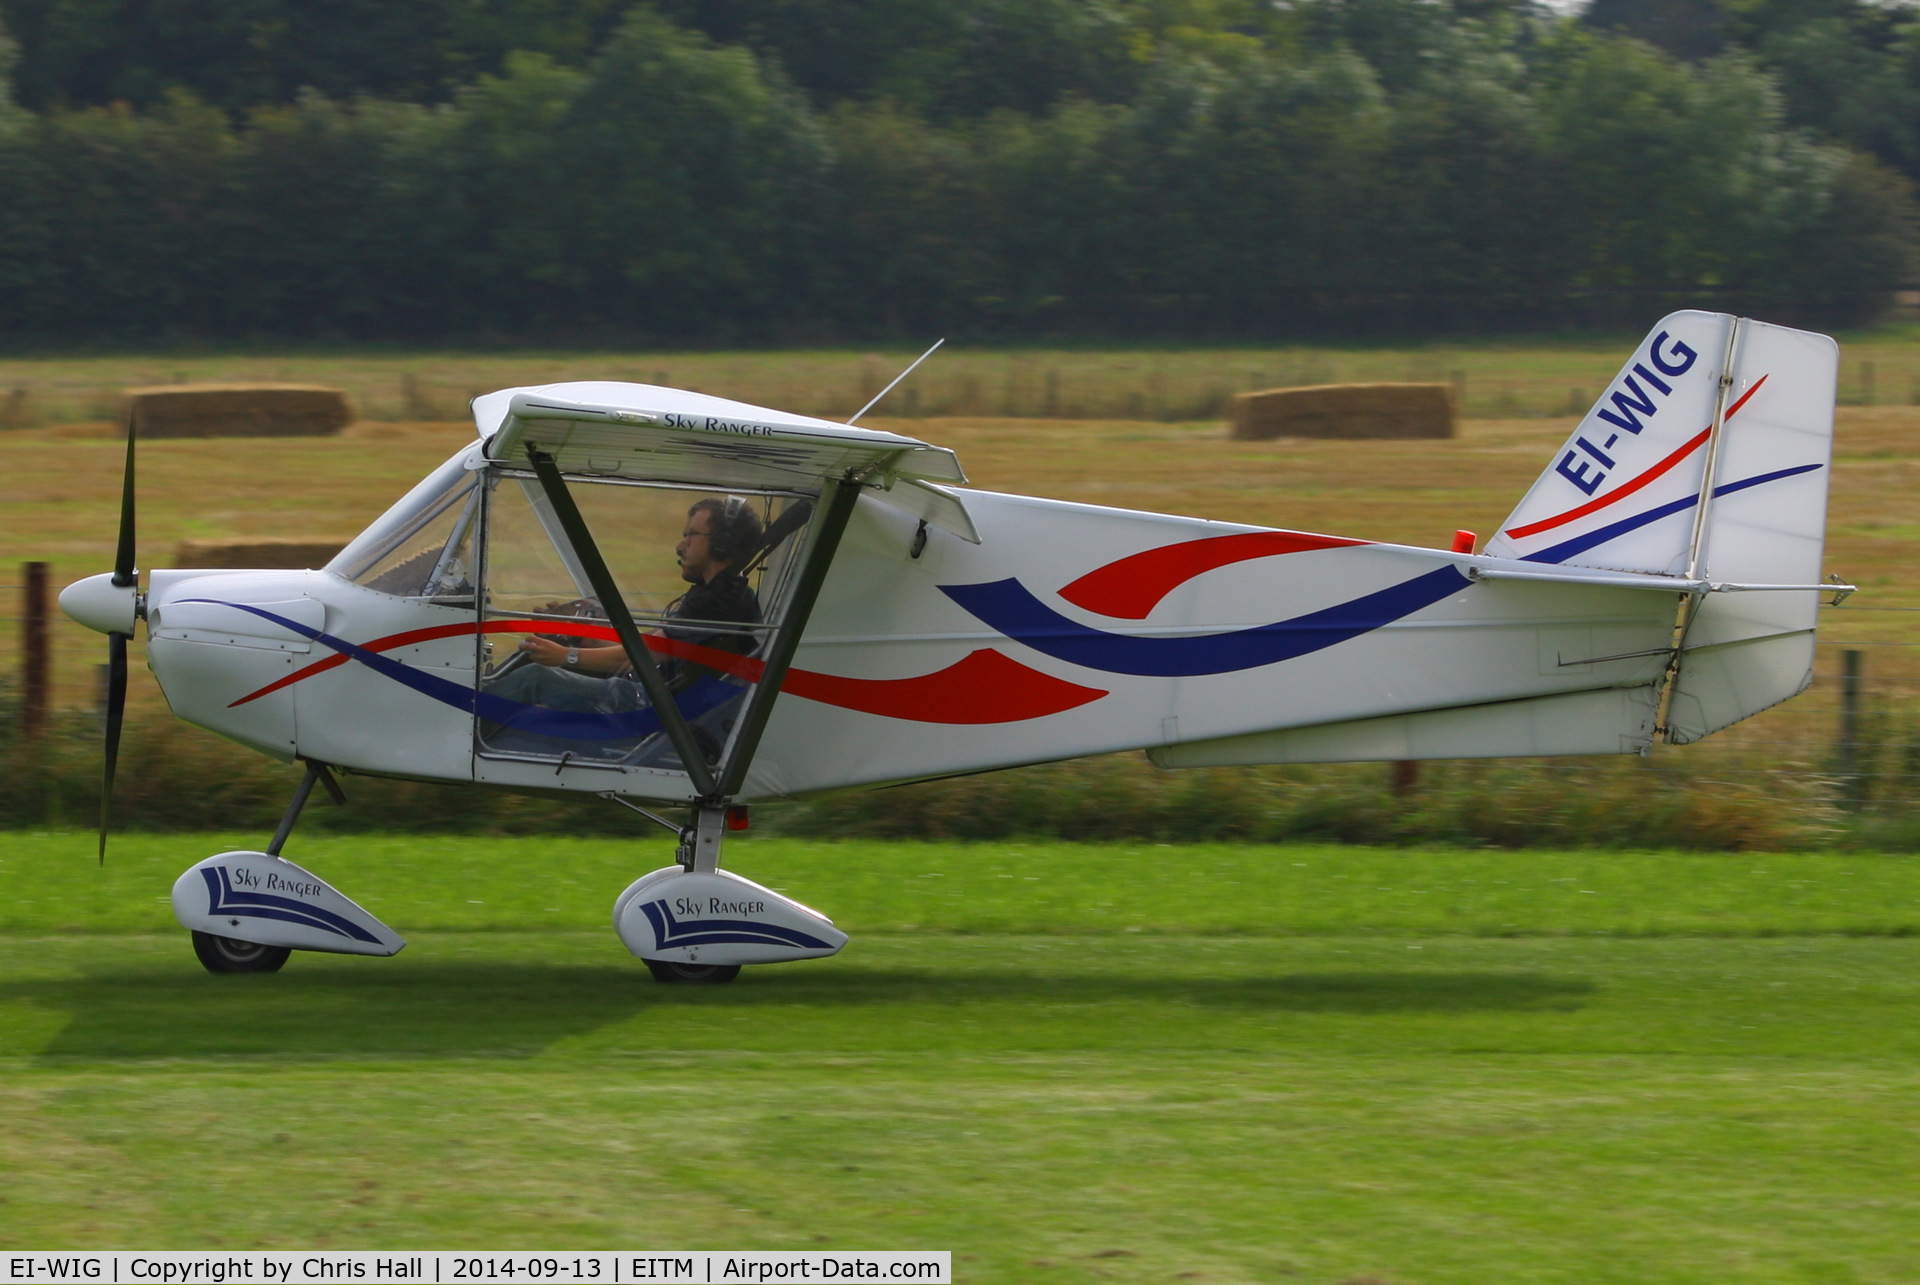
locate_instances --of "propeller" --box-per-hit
[100,415,137,864]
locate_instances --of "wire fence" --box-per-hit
[2,592,116,714]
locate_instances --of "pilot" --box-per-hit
[486,496,764,717]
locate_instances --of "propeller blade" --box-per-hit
[99,631,128,864]
[112,412,136,587]
[100,413,137,863]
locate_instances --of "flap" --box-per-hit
[477,382,966,491]
[865,477,981,544]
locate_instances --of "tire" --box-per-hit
[191,930,292,975]
[645,959,741,985]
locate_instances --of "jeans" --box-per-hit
[484,662,642,714]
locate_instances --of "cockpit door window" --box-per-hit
[474,472,815,775]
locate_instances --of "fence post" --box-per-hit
[1839,648,1865,806]
[22,560,48,739]
[1392,759,1419,795]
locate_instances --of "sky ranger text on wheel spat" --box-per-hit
[58,312,1849,981]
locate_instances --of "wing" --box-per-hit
[478,382,964,485]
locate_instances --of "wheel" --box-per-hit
[191,930,292,974]
[645,958,741,985]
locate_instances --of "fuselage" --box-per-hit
[133,436,1680,805]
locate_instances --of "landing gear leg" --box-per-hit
[265,760,346,859]
[649,806,740,985]
[186,760,349,976]
[683,804,725,873]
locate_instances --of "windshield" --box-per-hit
[327,447,480,599]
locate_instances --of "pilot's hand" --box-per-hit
[518,636,570,666]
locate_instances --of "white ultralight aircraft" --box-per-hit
[61,311,1850,981]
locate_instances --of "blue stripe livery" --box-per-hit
[181,600,738,742]
[1522,464,1822,566]
[201,866,380,943]
[940,566,1470,677]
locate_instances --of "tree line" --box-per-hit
[0,0,1910,344]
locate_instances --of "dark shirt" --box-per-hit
[658,571,762,691]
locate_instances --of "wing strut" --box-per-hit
[525,447,719,798]
[717,474,863,797]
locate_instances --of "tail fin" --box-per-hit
[1488,311,1839,743]
[1486,310,1737,573]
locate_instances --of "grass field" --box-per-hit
[0,329,1914,427]
[4,834,1920,1280]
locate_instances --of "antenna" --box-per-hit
[847,339,945,426]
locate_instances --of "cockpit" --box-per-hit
[328,444,816,775]
[323,380,968,788]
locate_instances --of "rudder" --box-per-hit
[1663,318,1838,742]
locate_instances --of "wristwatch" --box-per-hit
[565,647,580,668]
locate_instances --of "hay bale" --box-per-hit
[123,384,354,438]
[174,538,350,570]
[1229,382,1454,441]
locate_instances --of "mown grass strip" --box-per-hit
[4,832,1917,937]
[3,931,1920,1282]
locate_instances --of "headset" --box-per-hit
[696,494,763,566]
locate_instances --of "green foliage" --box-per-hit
[542,11,831,316]
[0,10,21,130]
[0,690,1899,852]
[770,749,1840,853]
[0,0,631,111]
[1585,0,1728,61]
[1693,0,1920,188]
[654,0,1145,120]
[0,3,1909,342]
